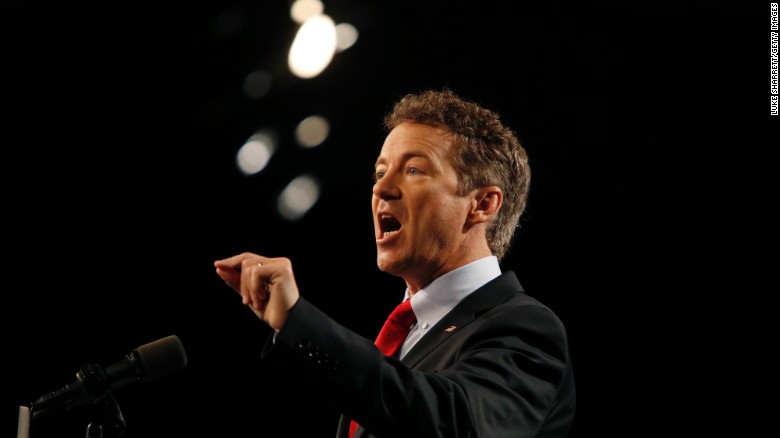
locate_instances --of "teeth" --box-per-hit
[382,231,398,238]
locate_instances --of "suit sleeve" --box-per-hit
[261,297,574,438]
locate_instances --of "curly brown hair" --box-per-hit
[384,89,530,260]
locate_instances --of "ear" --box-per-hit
[466,186,502,226]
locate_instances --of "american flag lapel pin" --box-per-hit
[444,325,457,332]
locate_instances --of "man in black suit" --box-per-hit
[215,89,575,437]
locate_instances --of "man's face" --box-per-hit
[372,122,473,291]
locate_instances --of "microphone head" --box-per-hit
[134,335,188,381]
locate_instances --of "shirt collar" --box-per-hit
[405,256,501,327]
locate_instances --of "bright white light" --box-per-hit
[335,22,358,52]
[277,174,320,220]
[237,130,277,175]
[288,14,337,79]
[295,115,330,148]
[290,0,324,24]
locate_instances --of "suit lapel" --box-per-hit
[401,271,523,368]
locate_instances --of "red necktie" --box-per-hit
[349,299,417,438]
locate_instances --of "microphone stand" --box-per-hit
[76,363,127,438]
[28,363,128,438]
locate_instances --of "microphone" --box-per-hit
[29,334,188,422]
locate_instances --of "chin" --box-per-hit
[376,257,391,273]
[376,254,403,276]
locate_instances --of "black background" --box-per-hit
[3,1,777,436]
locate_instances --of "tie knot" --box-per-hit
[389,298,416,327]
[374,298,417,358]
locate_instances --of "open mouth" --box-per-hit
[378,213,402,241]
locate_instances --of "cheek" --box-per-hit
[432,197,469,222]
[418,209,458,244]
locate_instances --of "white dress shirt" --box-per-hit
[398,256,502,359]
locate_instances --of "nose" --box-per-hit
[372,169,401,200]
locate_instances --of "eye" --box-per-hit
[373,170,385,182]
[408,166,421,176]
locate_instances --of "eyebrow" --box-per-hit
[374,152,431,169]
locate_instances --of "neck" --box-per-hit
[404,246,493,295]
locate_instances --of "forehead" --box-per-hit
[376,122,454,165]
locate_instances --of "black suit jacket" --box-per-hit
[262,271,575,437]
